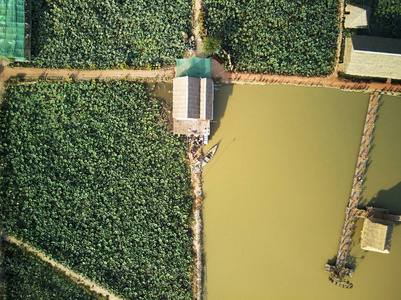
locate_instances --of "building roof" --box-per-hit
[361,218,394,254]
[344,4,370,29]
[343,35,401,80]
[200,78,213,120]
[173,119,210,136]
[173,76,200,119]
[0,0,30,61]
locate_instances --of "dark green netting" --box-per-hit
[0,0,28,61]
[176,57,211,78]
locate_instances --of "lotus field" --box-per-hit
[205,0,339,76]
[2,243,95,299]
[369,0,401,38]
[0,81,193,299]
[31,0,192,68]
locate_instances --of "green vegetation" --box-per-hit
[2,243,95,300]
[203,35,222,54]
[351,0,401,38]
[30,0,192,69]
[0,80,193,299]
[204,0,339,76]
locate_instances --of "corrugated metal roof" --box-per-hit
[343,36,401,79]
[200,78,213,120]
[173,76,201,119]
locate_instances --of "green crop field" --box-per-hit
[2,243,95,299]
[205,0,339,76]
[0,80,193,299]
[351,0,401,38]
[30,0,192,69]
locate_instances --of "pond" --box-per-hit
[203,84,401,299]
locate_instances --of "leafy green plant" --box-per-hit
[369,0,401,38]
[205,0,339,76]
[203,35,222,54]
[27,0,192,69]
[2,243,95,300]
[0,80,193,299]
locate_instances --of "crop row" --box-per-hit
[204,0,339,76]
[0,80,193,299]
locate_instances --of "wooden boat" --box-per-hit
[201,144,218,167]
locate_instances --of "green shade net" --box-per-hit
[0,0,28,61]
[176,57,211,78]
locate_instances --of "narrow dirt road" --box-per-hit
[211,59,401,93]
[1,232,122,300]
[0,65,175,82]
[193,0,206,58]
[189,146,205,300]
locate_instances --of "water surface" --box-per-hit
[203,85,401,299]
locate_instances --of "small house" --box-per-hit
[172,74,214,145]
[361,218,394,254]
[343,35,401,80]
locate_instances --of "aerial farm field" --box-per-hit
[204,0,339,75]
[1,0,400,299]
[0,80,193,299]
[30,0,192,69]
[351,0,401,38]
[2,243,95,299]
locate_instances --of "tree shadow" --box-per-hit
[210,83,233,139]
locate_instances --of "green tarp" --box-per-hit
[0,0,29,61]
[176,57,211,78]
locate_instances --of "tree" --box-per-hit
[202,35,222,54]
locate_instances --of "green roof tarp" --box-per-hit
[0,0,29,61]
[176,57,211,78]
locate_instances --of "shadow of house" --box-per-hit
[365,182,401,215]
[209,83,233,139]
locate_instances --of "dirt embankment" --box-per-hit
[190,157,205,300]
[0,65,175,82]
[211,59,401,94]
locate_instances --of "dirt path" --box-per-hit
[193,0,206,58]
[1,231,122,300]
[0,65,175,82]
[188,143,205,300]
[334,0,345,76]
[211,59,401,93]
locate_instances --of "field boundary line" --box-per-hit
[0,65,175,82]
[1,231,122,300]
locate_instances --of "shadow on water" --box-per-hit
[202,136,236,183]
[346,250,367,271]
[361,182,401,216]
[326,255,337,266]
[327,182,401,272]
[210,83,233,139]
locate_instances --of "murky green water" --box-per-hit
[203,85,401,299]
